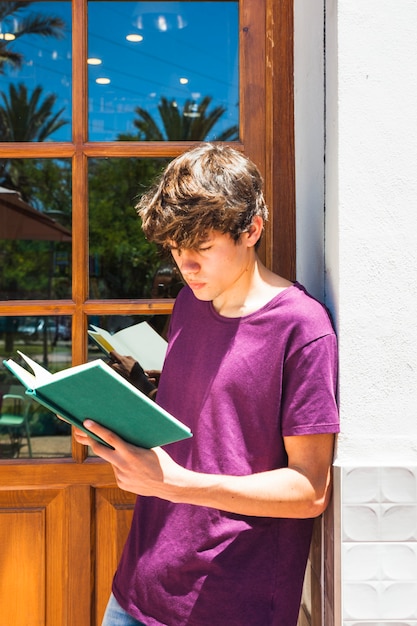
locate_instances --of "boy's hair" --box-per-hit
[136,143,268,249]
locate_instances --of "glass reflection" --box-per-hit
[88,259,183,360]
[0,315,72,460]
[88,1,239,141]
[88,157,170,299]
[0,158,72,300]
[0,1,71,142]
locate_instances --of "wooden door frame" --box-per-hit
[0,2,296,622]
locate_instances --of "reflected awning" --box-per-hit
[0,186,71,242]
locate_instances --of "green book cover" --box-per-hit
[3,351,192,449]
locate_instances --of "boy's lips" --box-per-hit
[187,281,206,290]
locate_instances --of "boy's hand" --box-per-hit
[73,420,185,499]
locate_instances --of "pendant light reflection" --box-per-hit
[131,2,187,33]
[126,33,143,43]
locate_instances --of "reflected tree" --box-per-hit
[88,157,164,299]
[0,83,67,142]
[0,84,68,192]
[0,1,65,73]
[133,96,239,141]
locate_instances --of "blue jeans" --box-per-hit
[101,593,147,626]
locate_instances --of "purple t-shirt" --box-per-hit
[112,283,339,626]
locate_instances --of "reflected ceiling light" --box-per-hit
[184,103,200,118]
[157,15,168,32]
[0,32,16,40]
[179,77,188,85]
[96,77,110,85]
[126,33,143,42]
[88,57,102,65]
[132,2,187,32]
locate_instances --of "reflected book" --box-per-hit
[88,321,167,371]
[3,351,192,449]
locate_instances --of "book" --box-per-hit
[3,351,192,449]
[88,321,167,371]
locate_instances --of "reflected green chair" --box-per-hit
[0,394,33,458]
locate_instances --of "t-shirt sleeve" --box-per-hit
[281,333,340,436]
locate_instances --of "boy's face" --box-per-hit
[168,229,256,307]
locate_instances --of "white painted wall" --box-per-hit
[295,4,417,622]
[296,0,417,464]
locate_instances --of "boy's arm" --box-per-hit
[75,421,335,519]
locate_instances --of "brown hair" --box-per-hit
[136,143,268,249]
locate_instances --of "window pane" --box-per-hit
[0,1,72,142]
[88,157,171,299]
[0,315,72,460]
[0,159,72,300]
[88,1,239,141]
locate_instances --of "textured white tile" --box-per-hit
[343,582,381,619]
[344,581,417,620]
[343,505,379,541]
[381,544,417,580]
[344,622,417,626]
[343,543,417,581]
[380,505,417,541]
[381,467,417,503]
[343,543,380,580]
[343,467,380,503]
[381,582,417,619]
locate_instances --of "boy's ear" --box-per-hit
[246,215,264,247]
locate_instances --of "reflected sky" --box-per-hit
[0,1,238,142]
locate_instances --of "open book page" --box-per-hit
[4,352,107,390]
[87,329,115,355]
[3,351,54,389]
[88,321,167,371]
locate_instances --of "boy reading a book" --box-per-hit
[74,144,339,626]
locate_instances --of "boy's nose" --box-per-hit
[178,255,200,273]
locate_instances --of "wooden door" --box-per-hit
[0,1,295,623]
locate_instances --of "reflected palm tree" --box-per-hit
[0,1,65,73]
[0,83,68,193]
[133,96,239,141]
[0,83,67,142]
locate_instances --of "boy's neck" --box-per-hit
[213,257,292,318]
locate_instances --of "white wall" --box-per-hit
[295,3,417,623]
[296,0,417,464]
[328,0,417,464]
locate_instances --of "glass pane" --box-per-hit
[0,315,72,460]
[0,1,72,142]
[88,1,239,141]
[88,157,172,299]
[0,158,72,300]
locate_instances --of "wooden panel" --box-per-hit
[94,487,136,625]
[0,511,45,624]
[0,463,135,626]
[0,488,65,626]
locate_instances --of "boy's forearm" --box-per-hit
[162,465,332,519]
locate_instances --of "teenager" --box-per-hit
[75,144,339,626]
